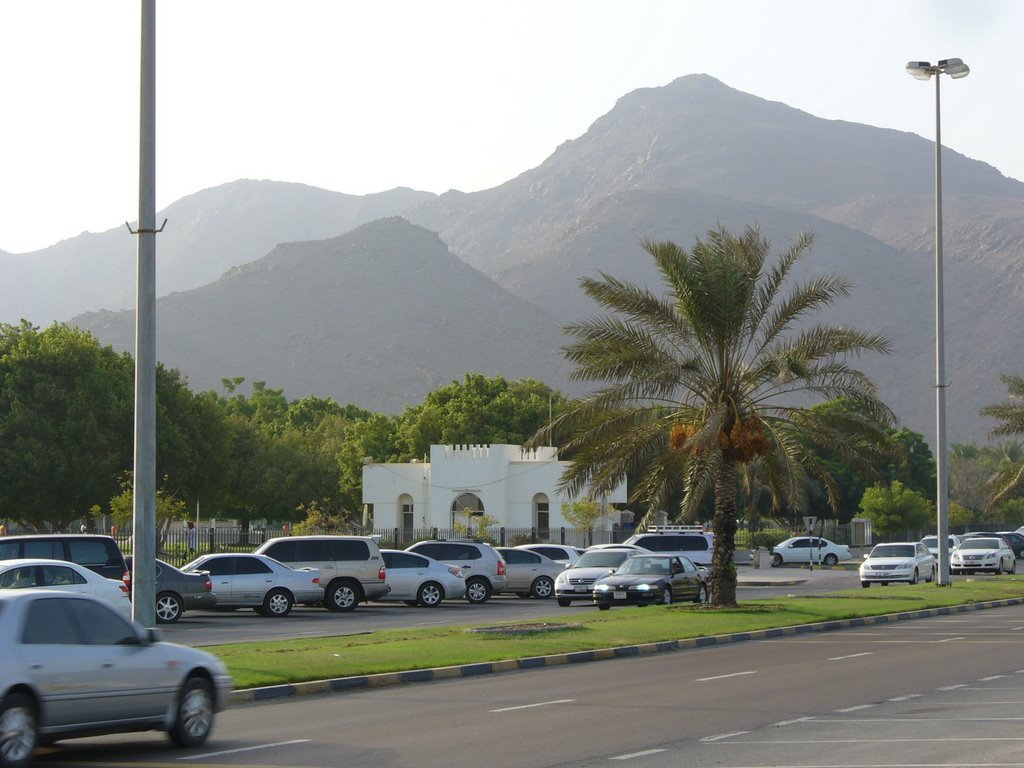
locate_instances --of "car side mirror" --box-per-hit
[863,553,870,559]
[143,627,164,645]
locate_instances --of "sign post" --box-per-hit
[802,516,817,571]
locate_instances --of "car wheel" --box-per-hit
[325,581,359,612]
[823,553,839,566]
[557,598,572,607]
[465,578,491,604]
[417,581,443,607]
[155,591,184,624]
[531,576,555,599]
[598,604,611,611]
[861,581,870,588]
[1010,559,1017,575]
[771,553,783,567]
[910,568,919,585]
[0,692,37,768]
[168,676,215,748]
[694,582,709,604]
[661,587,673,605]
[262,588,293,617]
[995,561,1003,575]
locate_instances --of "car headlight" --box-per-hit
[899,561,913,569]
[635,584,651,591]
[596,584,611,592]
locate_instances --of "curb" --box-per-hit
[231,596,1024,705]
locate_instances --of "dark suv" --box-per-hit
[0,534,130,584]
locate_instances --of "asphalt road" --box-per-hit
[159,565,858,647]
[34,601,1024,767]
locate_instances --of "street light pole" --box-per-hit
[905,58,970,587]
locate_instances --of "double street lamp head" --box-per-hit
[906,58,970,80]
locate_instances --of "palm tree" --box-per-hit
[981,374,1024,506]
[541,226,895,606]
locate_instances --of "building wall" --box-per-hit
[362,444,626,531]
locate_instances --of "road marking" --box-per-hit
[701,731,749,742]
[829,652,873,661]
[936,636,967,642]
[937,683,968,690]
[610,748,668,760]
[887,694,922,701]
[835,704,875,712]
[773,716,814,727]
[697,670,756,682]
[178,739,310,760]
[490,698,575,713]
[980,675,1006,681]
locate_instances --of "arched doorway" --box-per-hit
[451,492,484,533]
[532,493,550,540]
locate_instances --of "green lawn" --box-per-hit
[208,578,1024,690]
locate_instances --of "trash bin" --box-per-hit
[751,547,772,569]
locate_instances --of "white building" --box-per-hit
[362,444,628,535]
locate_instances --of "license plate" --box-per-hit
[575,585,589,592]
[614,591,626,600]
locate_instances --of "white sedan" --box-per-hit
[0,558,131,616]
[769,537,851,566]
[859,542,936,587]
[951,537,1017,575]
[920,534,962,558]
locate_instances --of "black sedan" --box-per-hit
[593,554,708,609]
[126,557,217,623]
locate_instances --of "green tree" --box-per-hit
[981,374,1024,507]
[541,227,894,606]
[858,480,933,537]
[0,322,134,529]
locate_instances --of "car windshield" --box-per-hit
[921,537,937,547]
[574,550,632,568]
[616,556,670,575]
[960,538,999,550]
[870,545,915,558]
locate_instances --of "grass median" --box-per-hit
[209,578,1024,690]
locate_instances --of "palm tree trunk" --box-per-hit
[710,457,738,607]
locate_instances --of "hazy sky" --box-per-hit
[1,0,1021,253]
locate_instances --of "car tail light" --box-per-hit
[312,576,320,585]
[497,559,506,576]
[119,583,130,596]
[448,566,462,577]
[122,570,132,590]
[378,565,387,580]
[203,577,212,592]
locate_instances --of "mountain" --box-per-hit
[73,218,571,410]
[25,74,1024,444]
[0,180,434,324]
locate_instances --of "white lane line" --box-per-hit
[696,670,756,682]
[936,636,967,642]
[938,683,968,690]
[835,704,875,712]
[773,716,814,727]
[178,739,310,760]
[887,694,923,702]
[980,675,1007,681]
[490,698,575,713]
[700,731,749,742]
[829,652,873,661]
[609,748,668,760]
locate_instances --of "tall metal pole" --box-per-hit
[132,0,157,626]
[933,72,951,587]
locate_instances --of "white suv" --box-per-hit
[405,540,507,604]
[623,526,714,566]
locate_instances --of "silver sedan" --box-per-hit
[0,590,232,766]
[378,549,465,606]
[496,547,566,599]
[182,553,321,617]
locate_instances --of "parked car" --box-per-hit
[586,543,653,553]
[593,553,708,609]
[513,543,585,565]
[0,534,130,586]
[378,549,465,607]
[254,535,388,611]
[554,547,638,606]
[182,553,321,617]
[859,542,936,587]
[405,540,507,604]
[961,531,1024,559]
[769,536,851,566]
[0,590,232,766]
[0,558,131,616]
[622,526,714,566]
[920,534,962,558]
[125,557,216,623]
[495,547,565,598]
[950,537,1016,575]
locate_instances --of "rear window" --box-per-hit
[67,539,119,567]
[324,539,370,561]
